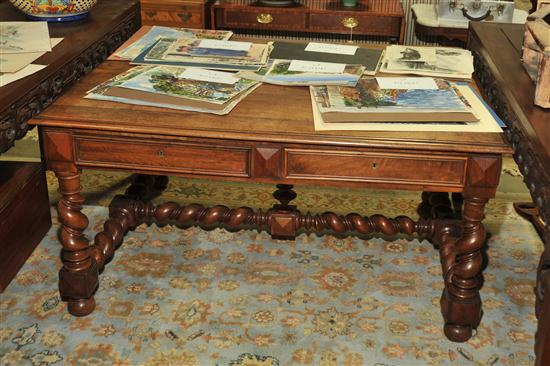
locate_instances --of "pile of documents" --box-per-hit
[311,77,478,123]
[99,25,499,131]
[235,41,384,86]
[309,76,502,133]
[85,65,260,115]
[117,26,269,72]
[236,60,366,86]
[379,45,474,79]
[0,22,62,87]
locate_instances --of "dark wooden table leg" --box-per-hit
[125,174,169,202]
[439,195,488,342]
[55,167,98,316]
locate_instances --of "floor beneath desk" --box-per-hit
[0,169,540,365]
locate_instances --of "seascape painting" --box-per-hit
[320,78,471,112]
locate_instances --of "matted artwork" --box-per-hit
[0,22,51,53]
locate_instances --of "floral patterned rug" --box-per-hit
[0,171,542,366]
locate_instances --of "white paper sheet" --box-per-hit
[0,38,63,73]
[375,77,438,90]
[305,42,358,55]
[180,68,239,84]
[289,60,346,74]
[198,39,252,51]
[0,64,47,87]
[0,22,51,53]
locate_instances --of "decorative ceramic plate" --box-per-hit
[9,0,98,22]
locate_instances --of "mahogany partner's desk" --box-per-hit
[30,61,510,343]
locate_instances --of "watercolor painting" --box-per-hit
[0,25,24,52]
[118,66,258,103]
[238,60,364,86]
[320,78,471,112]
[116,26,232,60]
[0,22,51,53]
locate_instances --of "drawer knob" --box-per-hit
[342,17,359,29]
[257,13,273,24]
[177,13,192,22]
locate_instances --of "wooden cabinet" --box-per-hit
[211,0,405,43]
[141,0,209,28]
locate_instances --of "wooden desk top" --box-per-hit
[470,22,550,159]
[31,61,510,156]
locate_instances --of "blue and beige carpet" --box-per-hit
[0,169,542,365]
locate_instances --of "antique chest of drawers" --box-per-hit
[210,0,405,43]
[140,0,209,28]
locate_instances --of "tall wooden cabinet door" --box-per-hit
[141,0,205,28]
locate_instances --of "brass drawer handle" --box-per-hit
[177,13,192,22]
[342,17,359,29]
[257,13,273,24]
[145,11,157,18]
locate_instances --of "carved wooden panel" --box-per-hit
[0,4,140,154]
[470,26,550,366]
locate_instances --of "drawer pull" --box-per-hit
[145,11,157,18]
[177,13,192,22]
[342,17,359,29]
[257,13,273,24]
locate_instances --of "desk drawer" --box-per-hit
[75,137,250,177]
[141,2,203,27]
[217,9,307,30]
[309,14,401,36]
[284,149,466,186]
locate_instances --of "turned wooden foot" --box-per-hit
[55,167,98,316]
[67,297,96,317]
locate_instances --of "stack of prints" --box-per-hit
[236,60,365,86]
[85,65,260,115]
[132,37,270,72]
[379,45,474,79]
[112,26,234,61]
[100,25,501,131]
[0,22,63,87]
[310,83,503,133]
[310,77,478,123]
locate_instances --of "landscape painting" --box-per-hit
[320,77,472,112]
[0,22,51,53]
[117,66,258,103]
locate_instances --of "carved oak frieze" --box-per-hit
[472,45,550,362]
[0,11,140,154]
[472,50,550,230]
